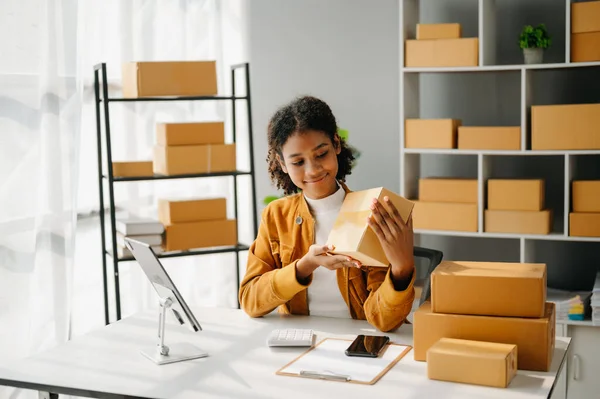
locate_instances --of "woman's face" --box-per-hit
[278,130,341,200]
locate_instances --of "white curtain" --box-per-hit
[0,1,249,397]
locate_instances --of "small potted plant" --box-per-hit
[519,24,551,64]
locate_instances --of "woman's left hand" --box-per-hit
[367,196,415,282]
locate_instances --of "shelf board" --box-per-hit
[101,95,248,102]
[555,319,599,327]
[104,171,252,182]
[108,244,250,262]
[402,61,600,74]
[414,229,600,242]
[403,149,600,156]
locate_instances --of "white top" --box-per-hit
[304,184,350,318]
[0,306,571,399]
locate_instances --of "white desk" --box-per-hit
[0,307,570,399]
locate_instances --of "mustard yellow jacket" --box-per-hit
[238,183,415,332]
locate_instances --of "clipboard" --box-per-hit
[276,338,412,385]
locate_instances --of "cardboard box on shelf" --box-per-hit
[405,38,479,67]
[488,179,545,211]
[112,161,153,178]
[413,301,556,372]
[571,1,600,34]
[416,23,461,40]
[431,261,547,318]
[572,180,600,212]
[569,213,600,237]
[158,198,227,224]
[121,61,217,98]
[419,178,478,203]
[153,144,236,175]
[326,187,414,267]
[458,126,521,150]
[156,122,224,146]
[571,32,600,62]
[484,209,552,235]
[163,219,237,252]
[405,119,461,149]
[413,201,478,232]
[427,338,517,388]
[531,103,600,150]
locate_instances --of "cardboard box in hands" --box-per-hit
[326,187,414,267]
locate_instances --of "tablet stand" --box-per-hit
[141,297,208,365]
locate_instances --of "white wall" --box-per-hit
[248,0,400,213]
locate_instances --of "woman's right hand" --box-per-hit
[296,244,361,280]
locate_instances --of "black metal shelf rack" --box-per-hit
[93,62,258,325]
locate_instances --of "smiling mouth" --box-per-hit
[304,174,328,184]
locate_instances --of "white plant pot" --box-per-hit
[523,48,544,64]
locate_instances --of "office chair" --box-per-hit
[414,246,444,306]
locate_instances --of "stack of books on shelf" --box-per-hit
[547,287,592,322]
[115,216,164,258]
[592,273,600,326]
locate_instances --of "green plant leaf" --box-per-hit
[338,128,349,141]
[263,195,281,205]
[519,23,551,49]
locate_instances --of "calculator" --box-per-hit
[267,329,315,347]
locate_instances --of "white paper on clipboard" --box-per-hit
[276,338,412,385]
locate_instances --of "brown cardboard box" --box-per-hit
[112,161,153,177]
[571,32,600,62]
[416,23,461,40]
[405,38,479,67]
[158,198,227,224]
[156,122,224,146]
[484,209,552,235]
[572,180,600,212]
[163,219,237,251]
[405,119,461,149]
[431,261,547,318]
[153,144,236,175]
[413,201,478,232]
[122,61,218,98]
[458,127,521,150]
[488,179,544,211]
[532,103,600,150]
[427,338,517,388]
[418,178,478,203]
[326,187,414,267]
[413,301,555,372]
[570,213,600,237]
[571,1,600,33]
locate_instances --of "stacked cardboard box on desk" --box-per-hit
[414,261,556,381]
[405,23,478,67]
[570,180,600,237]
[485,179,552,235]
[412,178,478,232]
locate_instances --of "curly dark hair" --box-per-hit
[266,96,357,195]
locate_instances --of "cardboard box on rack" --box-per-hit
[488,179,545,211]
[153,144,236,175]
[412,201,478,232]
[484,209,552,235]
[156,122,224,146]
[571,32,600,62]
[112,161,154,178]
[405,38,479,67]
[121,61,217,98]
[163,219,237,252]
[416,23,461,40]
[427,338,517,388]
[570,213,600,237]
[326,187,414,267]
[158,198,227,224]
[431,261,547,318]
[418,178,478,203]
[571,1,600,33]
[413,301,556,372]
[458,126,521,150]
[405,119,461,149]
[531,103,600,150]
[573,181,600,212]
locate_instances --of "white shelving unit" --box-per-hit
[400,1,600,397]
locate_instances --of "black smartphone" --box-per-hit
[345,334,390,358]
